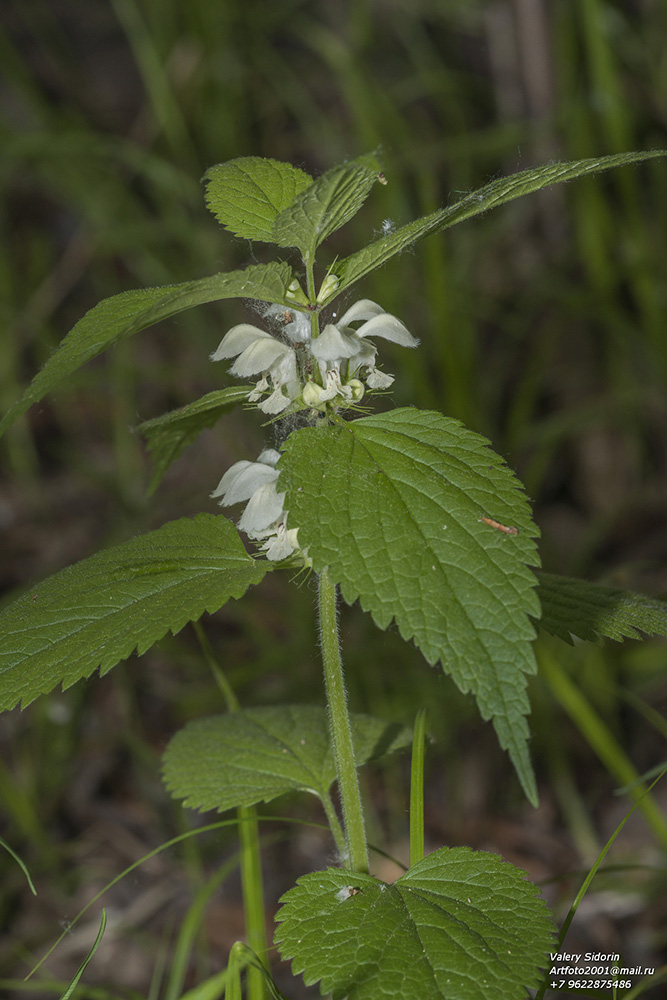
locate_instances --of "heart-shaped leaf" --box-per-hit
[279,409,540,803]
[162,705,412,812]
[275,846,555,1000]
[272,154,382,257]
[0,514,270,711]
[203,157,313,242]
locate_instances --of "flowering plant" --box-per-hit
[1,150,666,1000]
[213,296,417,417]
[211,296,417,561]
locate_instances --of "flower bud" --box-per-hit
[316,272,339,303]
[285,278,309,305]
[348,379,365,401]
[302,380,325,407]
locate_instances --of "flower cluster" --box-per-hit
[210,297,418,415]
[211,295,417,560]
[212,448,300,561]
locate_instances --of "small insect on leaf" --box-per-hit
[377,172,388,185]
[480,516,519,536]
[334,885,364,902]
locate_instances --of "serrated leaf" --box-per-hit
[275,846,555,1000]
[272,154,382,256]
[203,157,313,242]
[0,515,270,712]
[139,386,250,494]
[279,409,540,804]
[0,261,294,439]
[333,149,667,293]
[535,570,667,645]
[162,705,412,812]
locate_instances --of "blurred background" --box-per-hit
[1,0,666,996]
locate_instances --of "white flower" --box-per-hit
[261,523,301,561]
[211,448,280,505]
[303,367,366,406]
[211,298,417,415]
[212,449,300,561]
[311,324,359,364]
[211,324,299,414]
[366,368,394,389]
[311,299,417,395]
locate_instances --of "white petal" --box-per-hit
[238,483,285,533]
[212,461,278,505]
[338,299,386,326]
[259,386,292,414]
[283,313,311,344]
[318,367,344,401]
[211,460,254,500]
[262,525,300,561]
[230,339,293,377]
[347,339,377,376]
[366,368,395,389]
[248,375,270,401]
[257,448,281,467]
[268,350,298,387]
[210,324,275,361]
[311,324,359,362]
[355,313,418,346]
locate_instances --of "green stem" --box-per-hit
[409,709,428,868]
[303,254,320,346]
[193,621,267,1000]
[238,807,268,1000]
[193,620,239,711]
[320,790,347,857]
[304,253,316,302]
[318,568,369,873]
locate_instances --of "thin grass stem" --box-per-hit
[409,709,428,868]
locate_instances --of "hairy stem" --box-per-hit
[304,254,320,346]
[318,568,369,873]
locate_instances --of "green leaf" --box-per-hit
[0,261,294,439]
[334,149,667,292]
[57,910,108,1000]
[139,386,250,494]
[203,157,313,242]
[162,705,412,812]
[272,154,383,256]
[0,515,270,712]
[275,846,555,1000]
[280,409,540,804]
[535,571,667,644]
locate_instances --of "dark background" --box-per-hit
[1,1,666,997]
